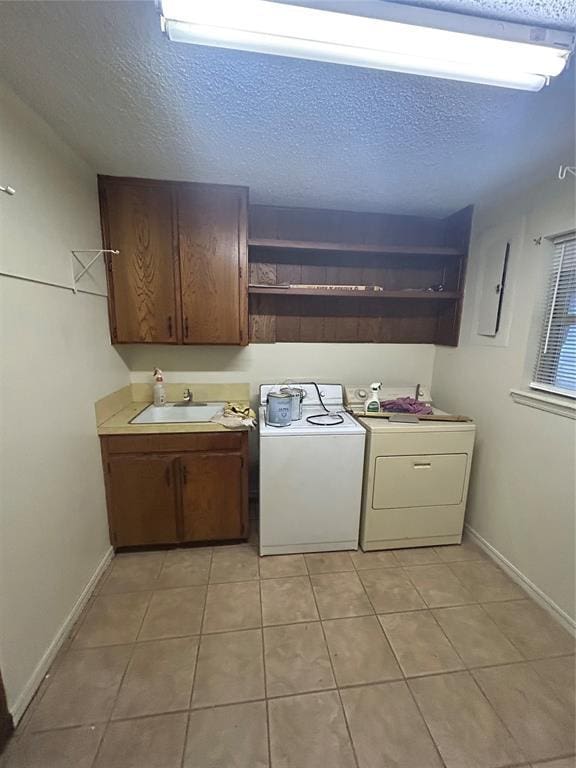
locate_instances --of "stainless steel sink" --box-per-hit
[131,402,226,425]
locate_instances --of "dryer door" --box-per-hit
[372,453,468,510]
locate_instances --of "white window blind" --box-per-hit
[531,234,576,398]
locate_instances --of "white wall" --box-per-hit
[432,160,576,623]
[123,343,436,401]
[0,83,130,717]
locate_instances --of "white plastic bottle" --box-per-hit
[365,382,382,413]
[153,368,166,407]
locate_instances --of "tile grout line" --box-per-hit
[463,601,529,662]
[180,564,214,768]
[463,667,532,765]
[258,574,273,768]
[445,558,525,604]
[17,554,126,747]
[25,642,570,735]
[338,582,451,768]
[426,608,468,670]
[89,550,170,768]
[271,549,572,768]
[86,551,164,768]
[472,659,576,765]
[307,566,361,768]
[401,562,534,611]
[180,546,214,768]
[368,611,409,682]
[355,563,390,617]
[12,556,122,739]
[476,599,574,663]
[84,725,106,768]
[9,545,574,765]
[403,672,449,768]
[92,584,156,764]
[400,563,473,610]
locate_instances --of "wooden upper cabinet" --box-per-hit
[177,184,248,345]
[98,177,248,345]
[99,178,180,344]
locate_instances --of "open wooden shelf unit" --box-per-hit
[248,203,473,346]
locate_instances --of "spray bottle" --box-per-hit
[153,368,166,407]
[365,382,382,413]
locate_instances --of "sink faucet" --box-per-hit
[183,388,193,403]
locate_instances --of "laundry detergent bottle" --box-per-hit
[365,382,382,413]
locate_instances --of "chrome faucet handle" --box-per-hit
[183,388,193,403]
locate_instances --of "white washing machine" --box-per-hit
[345,386,476,551]
[259,384,366,556]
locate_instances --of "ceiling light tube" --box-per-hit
[159,0,574,91]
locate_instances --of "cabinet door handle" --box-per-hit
[165,466,171,486]
[413,462,432,469]
[184,317,189,338]
[167,315,173,337]
[181,464,188,484]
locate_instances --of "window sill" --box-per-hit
[510,389,576,419]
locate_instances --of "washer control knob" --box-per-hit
[357,389,367,400]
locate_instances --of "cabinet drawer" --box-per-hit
[372,453,468,509]
[102,432,244,455]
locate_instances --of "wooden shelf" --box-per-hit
[248,237,464,258]
[248,203,473,345]
[249,286,460,300]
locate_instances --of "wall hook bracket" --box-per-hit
[0,185,16,195]
[71,249,119,294]
[558,165,576,180]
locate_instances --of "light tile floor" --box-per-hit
[2,539,575,768]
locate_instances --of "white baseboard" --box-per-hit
[465,525,576,636]
[10,547,114,725]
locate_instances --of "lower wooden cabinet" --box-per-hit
[180,453,245,542]
[100,432,249,548]
[107,454,179,547]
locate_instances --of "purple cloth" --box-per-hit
[381,397,433,414]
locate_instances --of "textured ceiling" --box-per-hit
[0,0,574,216]
[286,0,576,29]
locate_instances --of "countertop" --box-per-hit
[95,383,251,436]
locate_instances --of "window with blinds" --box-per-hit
[531,234,576,398]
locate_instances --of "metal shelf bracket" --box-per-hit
[558,165,576,180]
[71,249,118,295]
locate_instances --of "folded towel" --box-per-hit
[211,402,256,430]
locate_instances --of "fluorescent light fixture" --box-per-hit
[158,0,573,91]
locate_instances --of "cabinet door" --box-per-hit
[107,455,179,547]
[177,184,248,345]
[99,179,179,343]
[179,453,246,542]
